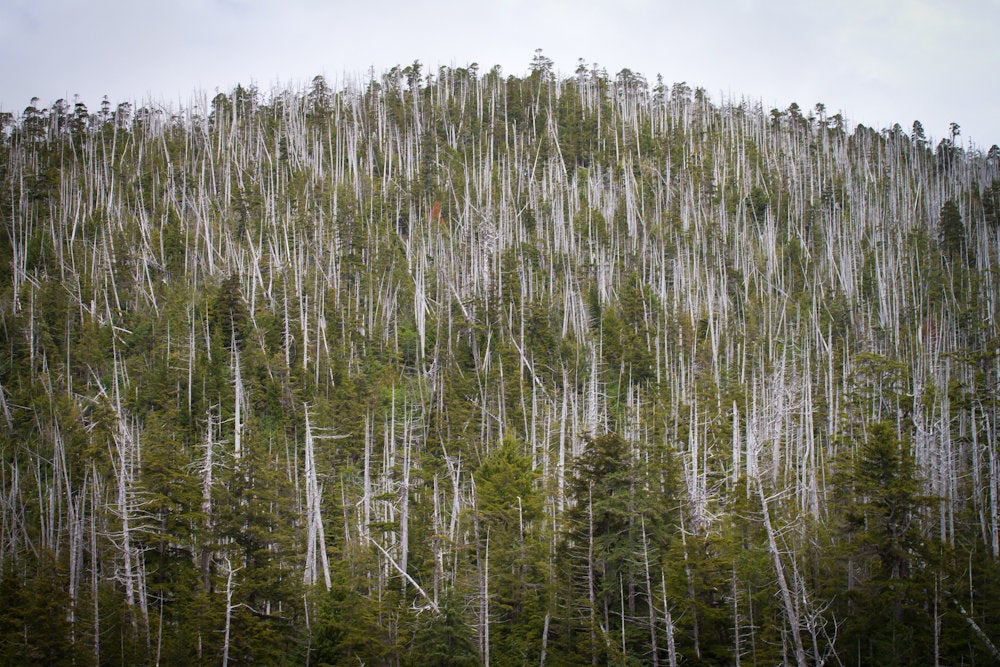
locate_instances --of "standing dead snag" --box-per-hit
[303,406,345,591]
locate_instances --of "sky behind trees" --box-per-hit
[2,0,998,146]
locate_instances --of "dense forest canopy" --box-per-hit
[1,56,1000,665]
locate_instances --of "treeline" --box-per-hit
[1,53,1000,665]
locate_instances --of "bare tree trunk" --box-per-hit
[587,486,598,665]
[363,413,372,545]
[369,537,439,613]
[200,411,215,592]
[540,612,550,667]
[483,528,490,667]
[732,566,742,667]
[952,594,1000,661]
[91,465,101,666]
[303,408,331,589]
[679,511,700,660]
[757,474,807,667]
[114,408,137,623]
[399,406,410,590]
[222,557,243,667]
[661,571,678,667]
[989,414,999,558]
[641,517,659,667]
[232,339,243,460]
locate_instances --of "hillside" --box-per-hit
[2,57,999,665]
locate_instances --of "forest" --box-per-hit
[1,52,1000,665]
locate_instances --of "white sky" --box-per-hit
[2,0,998,147]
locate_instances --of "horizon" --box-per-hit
[2,57,989,151]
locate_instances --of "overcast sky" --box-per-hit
[2,0,998,146]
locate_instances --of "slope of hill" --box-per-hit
[2,59,999,664]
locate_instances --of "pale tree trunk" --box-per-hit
[540,612,550,667]
[112,399,138,622]
[661,571,678,667]
[399,406,411,589]
[232,339,243,460]
[303,408,331,590]
[756,473,807,667]
[369,537,439,613]
[989,413,999,558]
[732,566,742,667]
[59,428,86,647]
[951,595,1000,661]
[91,464,101,666]
[200,411,215,592]
[362,412,372,545]
[619,575,627,659]
[558,374,569,517]
[933,577,941,667]
[222,557,243,667]
[483,528,490,667]
[641,518,659,667]
[679,511,700,660]
[587,486,598,665]
[432,474,441,603]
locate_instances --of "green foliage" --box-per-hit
[211,273,249,348]
[747,184,769,222]
[0,561,76,666]
[476,437,540,534]
[939,199,966,260]
[850,422,924,579]
[601,273,655,384]
[406,592,478,666]
[833,422,936,664]
[312,578,389,665]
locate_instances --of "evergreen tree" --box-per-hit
[940,199,965,260]
[836,422,932,664]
